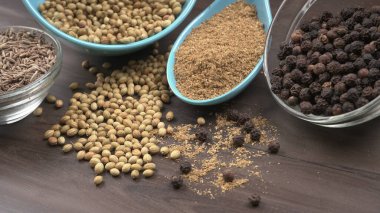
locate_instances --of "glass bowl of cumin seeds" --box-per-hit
[264,0,380,128]
[0,26,62,125]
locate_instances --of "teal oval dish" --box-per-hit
[167,0,272,106]
[22,0,197,56]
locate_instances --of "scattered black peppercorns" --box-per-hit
[248,194,261,207]
[171,176,184,189]
[222,170,235,183]
[268,142,280,154]
[179,161,192,174]
[232,135,245,147]
[271,6,380,116]
[195,128,208,143]
[250,128,261,142]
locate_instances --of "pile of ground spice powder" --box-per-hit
[174,1,266,100]
[164,113,279,199]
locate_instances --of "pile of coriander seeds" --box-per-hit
[39,0,185,44]
[43,49,181,185]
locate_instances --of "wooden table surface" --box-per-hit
[1,1,380,213]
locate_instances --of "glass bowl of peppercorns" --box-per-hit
[264,0,380,128]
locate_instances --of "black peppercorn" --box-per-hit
[309,82,322,95]
[326,61,341,74]
[301,73,314,85]
[340,62,355,74]
[299,88,312,101]
[342,101,355,112]
[292,46,302,55]
[291,30,303,43]
[362,54,373,64]
[318,72,331,84]
[363,43,376,54]
[195,128,208,143]
[242,121,255,134]
[290,84,302,96]
[321,87,334,99]
[369,68,380,79]
[282,77,295,89]
[341,8,356,20]
[342,73,357,87]
[334,82,347,95]
[285,55,297,69]
[350,41,365,54]
[346,88,360,102]
[333,38,346,49]
[271,68,283,77]
[271,81,282,94]
[237,113,250,125]
[358,68,369,79]
[375,80,380,88]
[226,109,240,122]
[290,69,303,82]
[248,194,261,207]
[362,86,373,99]
[180,161,192,174]
[223,170,235,183]
[268,142,280,154]
[296,58,308,71]
[301,40,313,53]
[287,96,299,106]
[171,176,183,189]
[355,97,369,108]
[368,59,380,69]
[335,51,348,63]
[279,89,290,100]
[232,135,245,148]
[324,43,334,52]
[250,128,261,142]
[353,58,366,70]
[320,11,333,22]
[300,101,313,114]
[313,98,329,115]
[312,39,325,52]
[319,54,332,65]
[332,104,343,115]
[313,63,326,75]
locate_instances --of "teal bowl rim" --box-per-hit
[167,0,273,106]
[22,0,197,52]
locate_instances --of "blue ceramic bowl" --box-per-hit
[167,0,272,106]
[22,0,197,56]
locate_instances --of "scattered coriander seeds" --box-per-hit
[81,60,90,69]
[46,95,56,103]
[170,150,181,160]
[33,107,43,117]
[110,168,120,177]
[158,128,167,136]
[94,163,105,175]
[131,170,140,179]
[76,150,85,160]
[248,194,261,207]
[94,176,103,186]
[142,169,154,178]
[160,146,170,156]
[69,82,79,90]
[102,62,111,70]
[55,99,64,109]
[57,136,65,145]
[48,137,58,146]
[166,111,174,121]
[62,144,73,153]
[171,176,184,189]
[196,117,206,126]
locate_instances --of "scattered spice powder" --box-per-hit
[0,28,56,94]
[164,113,279,198]
[174,1,266,100]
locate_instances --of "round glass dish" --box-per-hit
[263,0,380,128]
[0,26,62,125]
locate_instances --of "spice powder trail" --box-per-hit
[174,1,266,100]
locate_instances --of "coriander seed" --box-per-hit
[33,107,43,117]
[110,168,120,177]
[197,117,206,126]
[94,163,105,174]
[48,137,58,146]
[131,170,140,179]
[81,60,90,69]
[170,150,181,160]
[160,146,170,156]
[55,99,64,109]
[62,144,73,153]
[143,169,154,178]
[69,82,79,90]
[57,136,65,145]
[94,176,103,186]
[165,111,174,121]
[46,95,56,103]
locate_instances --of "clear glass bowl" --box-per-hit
[263,0,380,128]
[0,26,62,125]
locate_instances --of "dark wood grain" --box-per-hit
[1,1,380,213]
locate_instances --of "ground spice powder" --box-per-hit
[174,1,266,100]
